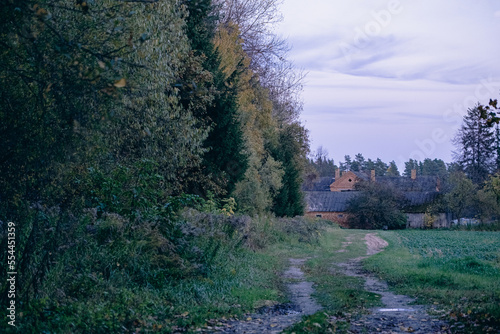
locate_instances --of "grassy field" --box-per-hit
[364,230,500,333]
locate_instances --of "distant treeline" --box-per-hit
[308,149,448,179]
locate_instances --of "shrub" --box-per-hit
[346,180,407,229]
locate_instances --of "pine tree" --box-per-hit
[386,161,400,176]
[453,105,495,184]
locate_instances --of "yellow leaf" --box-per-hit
[36,8,48,16]
[114,78,126,88]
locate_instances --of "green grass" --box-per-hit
[363,230,500,332]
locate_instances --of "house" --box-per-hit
[305,191,360,227]
[305,169,449,228]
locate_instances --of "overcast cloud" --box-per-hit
[275,0,500,170]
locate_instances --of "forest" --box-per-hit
[0,0,310,332]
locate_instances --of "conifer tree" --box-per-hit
[183,0,248,196]
[271,123,308,217]
[453,105,495,184]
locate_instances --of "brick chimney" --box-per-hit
[411,169,417,180]
[335,169,340,180]
[371,169,376,182]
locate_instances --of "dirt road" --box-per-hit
[201,232,449,333]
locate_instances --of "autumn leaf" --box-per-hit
[114,78,126,88]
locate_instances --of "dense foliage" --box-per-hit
[346,180,407,230]
[0,0,309,332]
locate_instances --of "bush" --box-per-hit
[346,180,407,229]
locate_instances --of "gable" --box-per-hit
[330,171,359,192]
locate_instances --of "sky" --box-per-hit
[274,0,500,171]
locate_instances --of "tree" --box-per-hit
[308,146,336,177]
[421,159,448,177]
[340,155,352,172]
[495,124,500,172]
[404,158,448,178]
[443,172,478,219]
[182,0,248,197]
[346,181,407,230]
[351,153,365,172]
[271,122,309,217]
[214,23,284,214]
[404,159,420,177]
[477,173,500,221]
[386,161,400,176]
[453,105,495,184]
[374,158,388,176]
[214,0,304,126]
[0,0,209,307]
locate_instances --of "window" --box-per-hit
[316,214,322,218]
[348,179,352,182]
[338,214,344,218]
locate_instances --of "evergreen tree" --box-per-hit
[496,124,500,172]
[386,161,400,176]
[421,159,448,177]
[309,146,336,177]
[271,123,308,217]
[351,153,365,172]
[374,158,388,177]
[183,0,248,196]
[453,105,495,184]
